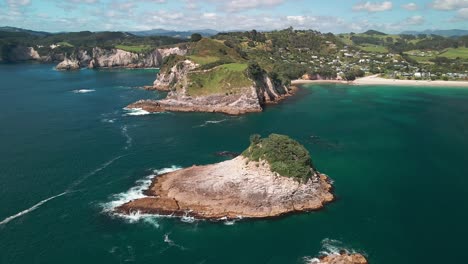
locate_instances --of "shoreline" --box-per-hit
[292,75,468,88]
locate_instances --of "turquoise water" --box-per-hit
[1,63,468,264]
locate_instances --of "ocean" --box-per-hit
[1,63,468,263]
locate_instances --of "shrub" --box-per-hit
[191,33,202,42]
[242,134,314,181]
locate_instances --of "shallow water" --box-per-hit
[1,63,468,263]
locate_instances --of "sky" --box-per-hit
[0,0,467,33]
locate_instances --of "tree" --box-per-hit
[190,33,202,42]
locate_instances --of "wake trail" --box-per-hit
[2,122,133,226]
[0,192,68,226]
[66,155,125,191]
[1,155,125,227]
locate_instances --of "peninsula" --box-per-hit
[117,134,334,219]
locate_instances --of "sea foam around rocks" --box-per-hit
[102,166,181,224]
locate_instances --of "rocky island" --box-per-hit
[117,134,334,219]
[310,253,368,264]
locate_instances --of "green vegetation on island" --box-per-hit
[242,134,314,181]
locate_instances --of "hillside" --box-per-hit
[0,29,187,62]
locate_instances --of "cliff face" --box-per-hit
[2,45,186,69]
[128,59,292,115]
[6,46,41,61]
[63,47,187,69]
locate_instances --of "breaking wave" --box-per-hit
[303,238,362,263]
[102,166,181,224]
[123,107,150,116]
[0,192,68,226]
[72,89,95,94]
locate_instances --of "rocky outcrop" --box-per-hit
[256,73,291,104]
[309,253,368,264]
[153,59,198,91]
[127,60,293,115]
[117,156,334,219]
[56,57,80,70]
[128,85,264,115]
[7,46,40,61]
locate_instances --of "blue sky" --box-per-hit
[1,0,467,33]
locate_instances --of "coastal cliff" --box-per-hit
[56,47,186,70]
[117,134,334,220]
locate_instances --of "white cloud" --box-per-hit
[221,0,285,12]
[402,2,419,10]
[6,0,31,6]
[353,1,393,12]
[405,15,425,25]
[431,0,468,10]
[456,7,468,19]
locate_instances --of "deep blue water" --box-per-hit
[1,63,468,264]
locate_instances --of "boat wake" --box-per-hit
[1,154,126,226]
[72,89,95,94]
[0,192,68,226]
[67,155,125,190]
[194,119,228,128]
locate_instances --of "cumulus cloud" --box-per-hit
[402,2,419,10]
[430,0,468,10]
[353,1,393,12]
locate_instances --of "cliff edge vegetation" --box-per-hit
[242,134,315,182]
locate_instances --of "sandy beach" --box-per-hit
[293,75,468,87]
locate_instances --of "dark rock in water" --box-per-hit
[308,135,342,150]
[215,151,240,158]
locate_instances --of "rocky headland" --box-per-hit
[126,38,293,115]
[116,134,334,220]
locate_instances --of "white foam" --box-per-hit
[72,89,95,94]
[195,119,228,128]
[101,118,116,123]
[0,192,67,226]
[121,125,132,150]
[102,166,181,222]
[163,233,186,250]
[302,238,362,264]
[123,107,151,116]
